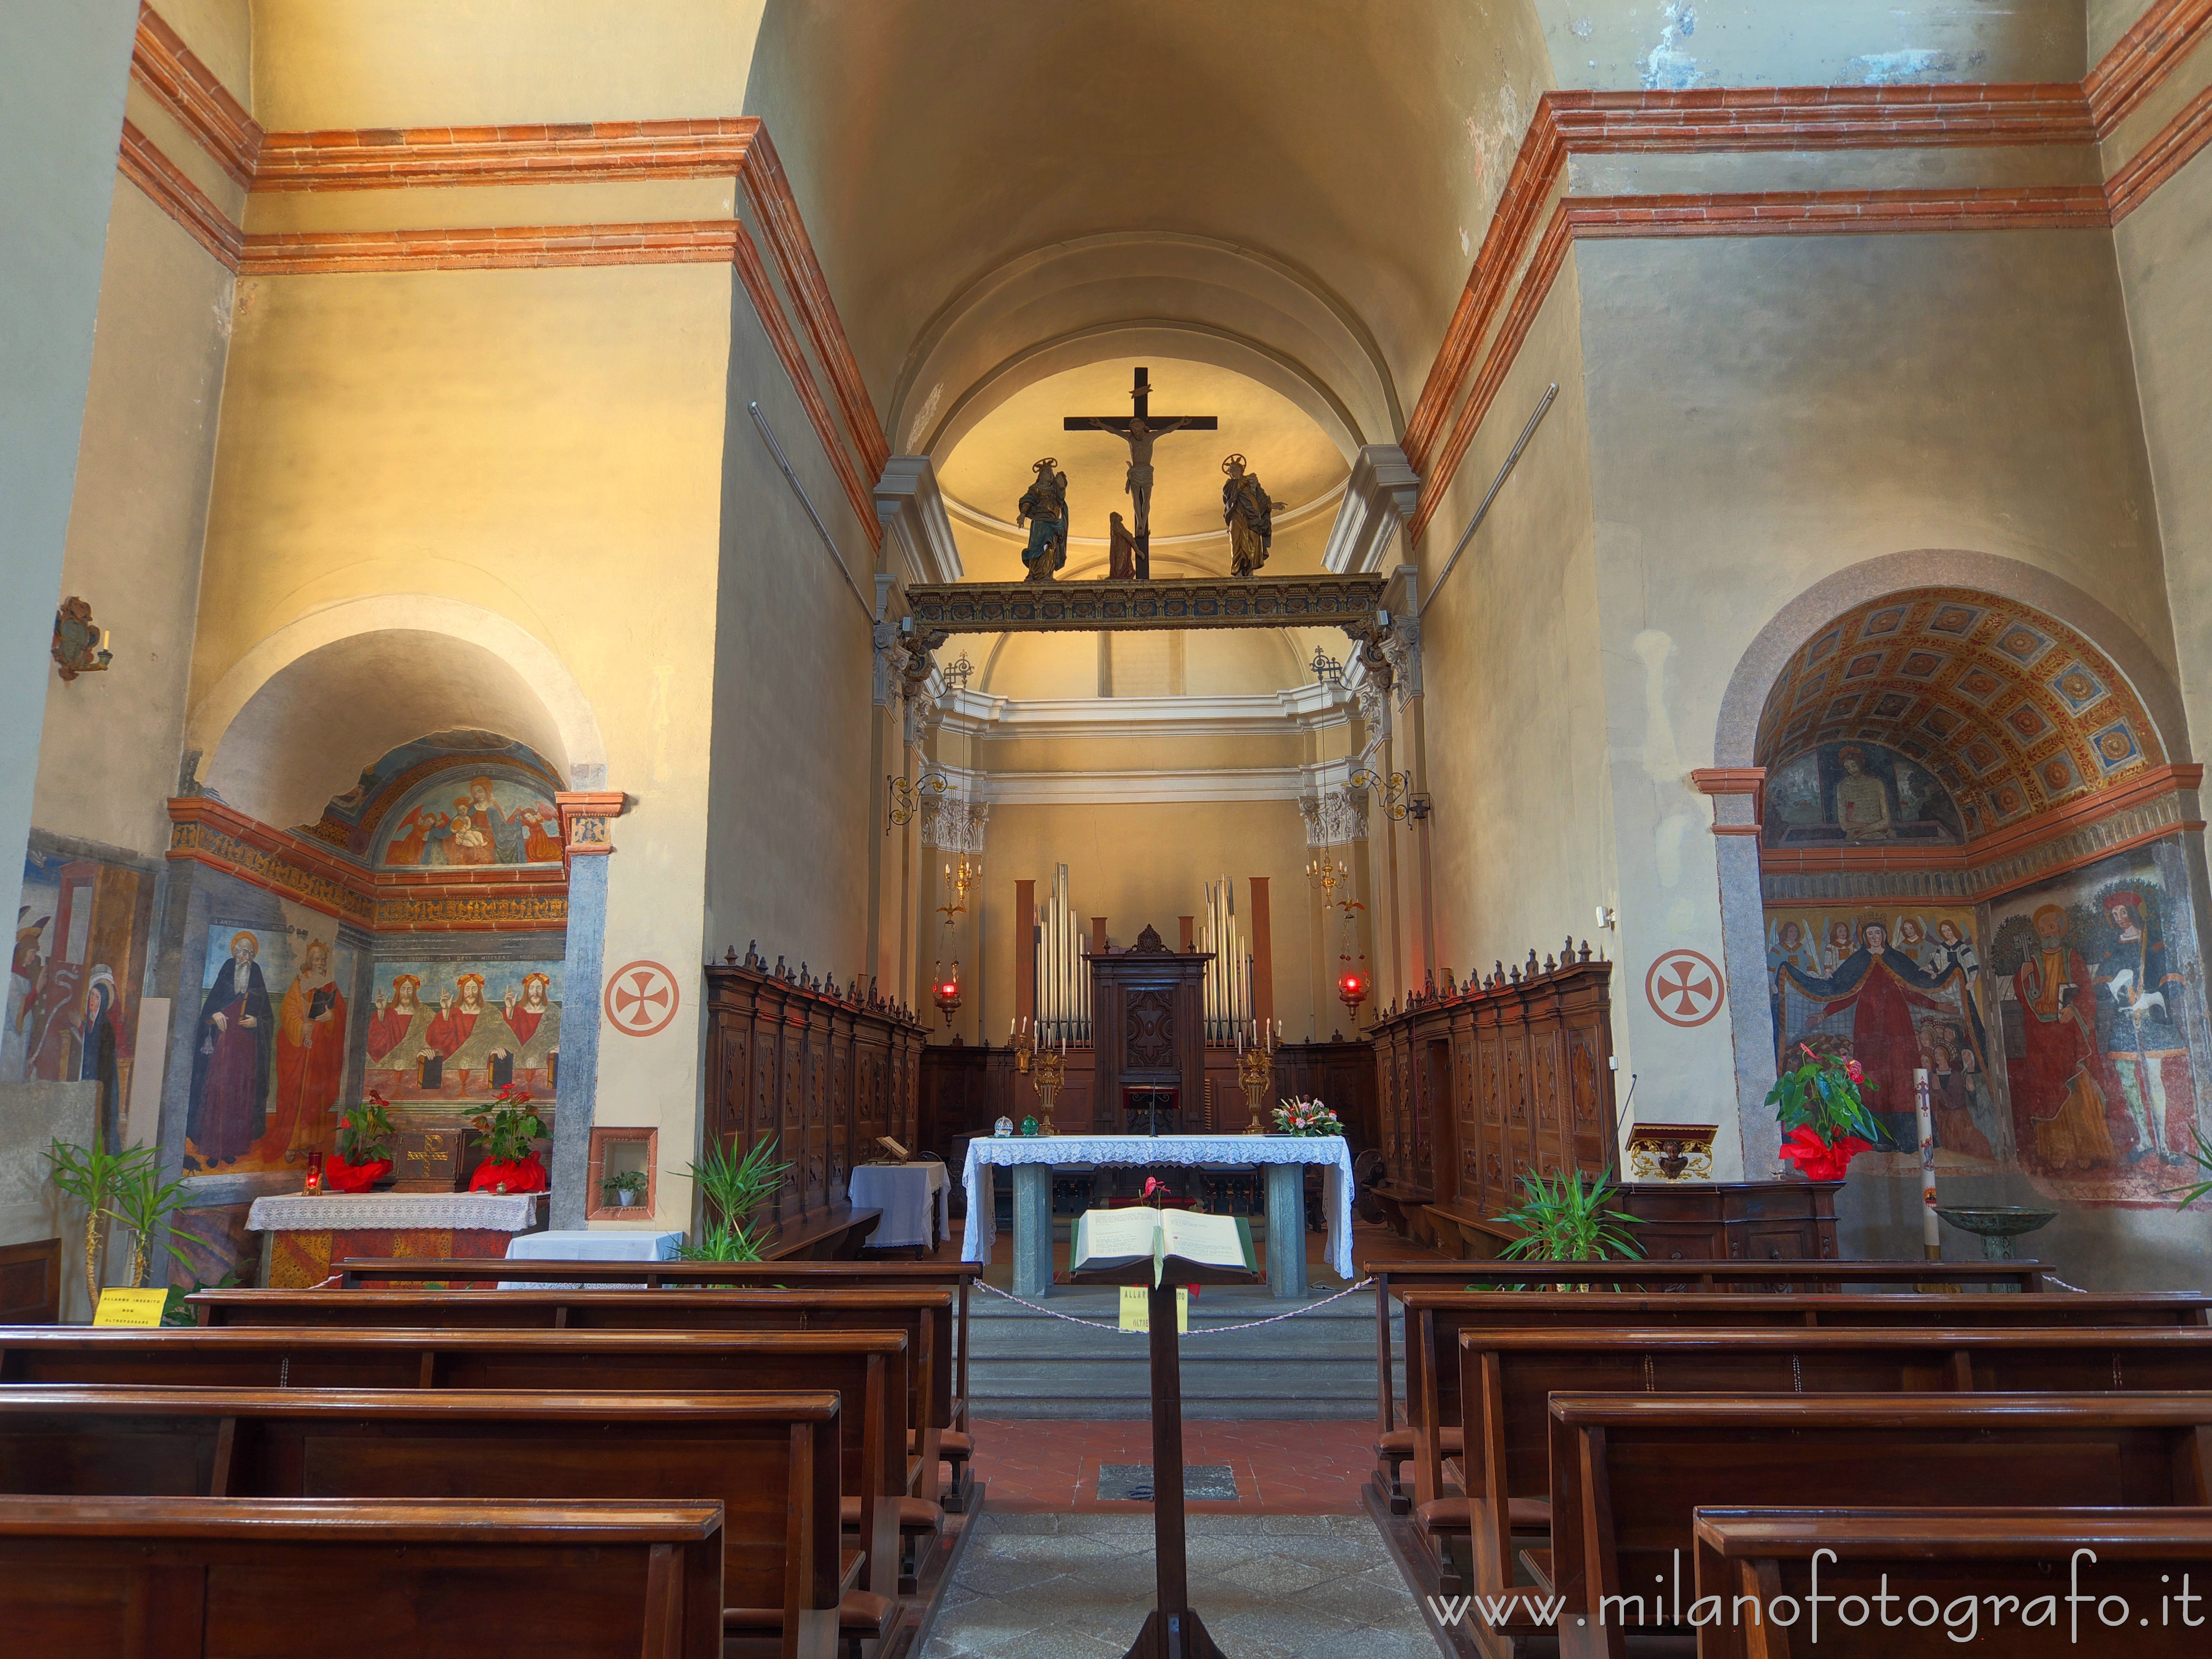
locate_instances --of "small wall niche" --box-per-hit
[587,1126,659,1221]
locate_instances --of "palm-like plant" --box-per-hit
[676,1135,793,1263]
[2168,1126,2212,1211]
[107,1158,212,1288]
[1493,1166,1644,1290]
[46,1133,132,1310]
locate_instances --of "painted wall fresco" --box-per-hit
[361,959,561,1104]
[182,920,359,1176]
[1987,849,2204,1207]
[1767,904,1999,1162]
[292,729,564,867]
[6,847,155,1147]
[1762,739,1964,847]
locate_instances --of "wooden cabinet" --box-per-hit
[1622,1180,1842,1263]
[702,961,923,1230]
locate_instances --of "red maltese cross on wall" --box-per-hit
[1644,948,1725,1028]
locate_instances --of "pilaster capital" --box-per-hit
[555,790,630,863]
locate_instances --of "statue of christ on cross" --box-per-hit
[1063,366,1218,580]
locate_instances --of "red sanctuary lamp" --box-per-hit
[1336,958,1371,1025]
[932,959,963,1032]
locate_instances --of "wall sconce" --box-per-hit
[51,597,112,683]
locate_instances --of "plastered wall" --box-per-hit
[1580,226,2172,1170]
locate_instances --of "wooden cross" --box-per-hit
[1063,366,1218,579]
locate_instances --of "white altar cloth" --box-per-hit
[960,1134,1355,1280]
[848,1162,948,1249]
[247,1192,543,1233]
[501,1226,682,1288]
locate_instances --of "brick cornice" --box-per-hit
[1564,184,2113,239]
[2107,83,2212,221]
[252,116,758,192]
[239,221,741,276]
[118,119,243,269]
[132,3,261,188]
[1546,84,2093,152]
[2085,0,2212,136]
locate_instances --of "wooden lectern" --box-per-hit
[1072,1245,1254,1659]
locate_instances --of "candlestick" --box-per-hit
[1914,1067,1939,1261]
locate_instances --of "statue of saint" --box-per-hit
[1221,454,1273,577]
[1107,511,1138,580]
[1017,459,1070,582]
[1832,745,1894,842]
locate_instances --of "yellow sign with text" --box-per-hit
[1117,1286,1189,1334]
[93,1288,170,1327]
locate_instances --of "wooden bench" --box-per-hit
[759,1204,885,1261]
[188,1284,968,1511]
[1546,1394,2212,1659]
[330,1257,985,1508]
[1374,1285,2212,1514]
[0,1385,849,1659]
[0,1323,915,1602]
[1429,1322,2212,1604]
[0,1494,728,1659]
[1422,1205,1521,1261]
[1693,1506,2212,1659]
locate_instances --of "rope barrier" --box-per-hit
[975,1275,1375,1333]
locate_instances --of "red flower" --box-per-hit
[1844,1059,1863,1082]
[1778,1125,1873,1182]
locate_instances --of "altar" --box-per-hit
[961,1133,1354,1299]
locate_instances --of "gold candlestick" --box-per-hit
[1032,1044,1064,1137]
[1237,1043,1274,1135]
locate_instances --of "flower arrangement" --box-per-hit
[325,1091,397,1192]
[468,1083,549,1193]
[1766,1039,1885,1181]
[1272,1096,1345,1138]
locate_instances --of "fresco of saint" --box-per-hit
[2094,888,2193,1166]
[2008,904,2117,1172]
[266,939,347,1165]
[187,932,274,1169]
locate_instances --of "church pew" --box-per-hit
[190,1284,965,1507]
[1424,1322,2212,1602]
[0,1385,847,1659]
[0,1494,728,1659]
[1375,1286,2212,1513]
[0,1324,913,1601]
[331,1256,984,1503]
[1692,1506,2212,1659]
[1546,1394,2212,1659]
[1367,1258,2061,1507]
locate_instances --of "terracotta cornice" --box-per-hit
[1564,185,2113,239]
[1546,85,2093,152]
[2107,83,2212,221]
[252,116,758,192]
[118,120,243,270]
[2085,0,2212,136]
[239,221,741,276]
[132,3,261,188]
[1692,766,1768,835]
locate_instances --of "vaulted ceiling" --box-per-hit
[1754,587,2164,839]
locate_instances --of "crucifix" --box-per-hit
[1064,366,1218,580]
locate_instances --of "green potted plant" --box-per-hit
[46,1130,132,1310]
[106,1156,211,1289]
[1767,1038,1885,1181]
[468,1083,548,1193]
[601,1166,649,1209]
[327,1091,397,1192]
[677,1136,792,1262]
[1493,1165,1644,1290]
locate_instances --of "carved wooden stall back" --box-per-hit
[703,957,923,1228]
[1369,942,1618,1225]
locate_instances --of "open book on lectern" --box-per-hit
[1072,1207,1256,1287]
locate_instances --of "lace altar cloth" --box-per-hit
[961,1134,1354,1280]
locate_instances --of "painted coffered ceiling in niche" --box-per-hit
[1754,588,2162,840]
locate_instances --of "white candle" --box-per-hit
[1914,1067,1938,1259]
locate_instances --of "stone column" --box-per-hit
[1691,768,1772,1173]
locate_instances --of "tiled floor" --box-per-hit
[971,1417,1379,1513]
[919,1512,1438,1659]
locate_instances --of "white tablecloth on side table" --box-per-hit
[848,1162,949,1249]
[501,1227,682,1288]
[959,1134,1355,1280]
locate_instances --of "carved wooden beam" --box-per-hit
[902,574,1389,635]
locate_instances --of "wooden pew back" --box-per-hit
[0,1494,726,1659]
[0,1324,908,1594]
[1693,1506,2212,1659]
[1438,1322,2212,1602]
[0,1386,842,1654]
[1547,1394,2212,1659]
